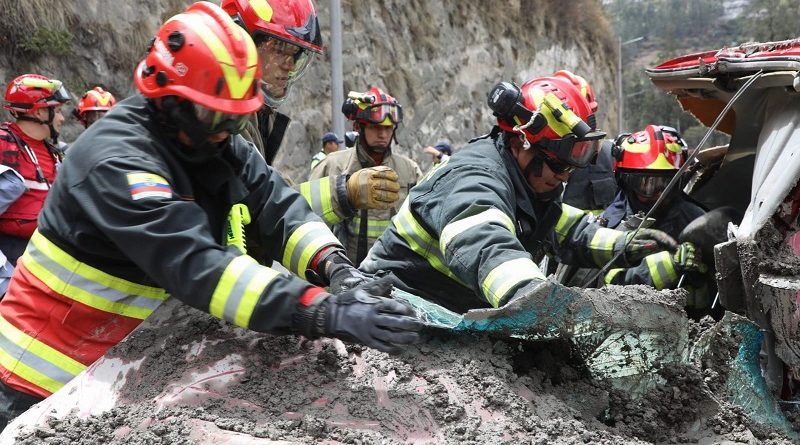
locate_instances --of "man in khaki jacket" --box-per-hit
[308,87,423,264]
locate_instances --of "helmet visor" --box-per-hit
[539,132,604,168]
[258,38,315,105]
[620,172,672,199]
[193,104,250,135]
[355,103,403,125]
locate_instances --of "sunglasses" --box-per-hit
[539,152,577,174]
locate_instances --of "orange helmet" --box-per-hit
[487,74,605,168]
[222,0,322,107]
[74,86,116,127]
[134,0,263,134]
[612,124,688,198]
[342,87,402,127]
[4,74,70,115]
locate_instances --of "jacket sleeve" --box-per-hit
[604,251,678,289]
[0,167,26,215]
[413,164,545,308]
[72,155,329,335]
[236,147,344,281]
[549,203,630,269]
[298,156,354,226]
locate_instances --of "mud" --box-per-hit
[11,298,798,445]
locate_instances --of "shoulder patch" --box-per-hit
[127,171,173,200]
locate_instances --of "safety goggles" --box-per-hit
[537,130,605,168]
[619,171,672,199]
[192,103,250,135]
[539,152,577,175]
[354,103,403,125]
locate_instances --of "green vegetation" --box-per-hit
[605,0,800,147]
[17,27,73,57]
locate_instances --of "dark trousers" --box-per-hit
[0,379,42,432]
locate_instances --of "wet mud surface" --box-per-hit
[11,298,800,444]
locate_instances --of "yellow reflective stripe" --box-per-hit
[604,268,624,285]
[644,251,678,289]
[589,227,624,266]
[554,204,586,244]
[87,89,113,106]
[0,314,85,394]
[440,208,515,253]
[300,178,341,225]
[170,13,258,99]
[481,257,546,308]
[349,216,392,238]
[24,232,167,320]
[282,221,340,279]
[394,201,465,285]
[209,256,279,328]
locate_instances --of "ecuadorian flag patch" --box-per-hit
[127,172,173,201]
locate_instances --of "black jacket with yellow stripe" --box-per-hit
[360,132,627,313]
[37,94,341,334]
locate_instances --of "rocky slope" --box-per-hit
[0,0,616,183]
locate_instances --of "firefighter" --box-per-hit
[0,2,420,428]
[309,87,423,264]
[221,0,401,222]
[73,86,117,128]
[0,74,70,266]
[360,73,678,313]
[601,125,708,301]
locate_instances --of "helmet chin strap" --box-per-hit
[16,108,59,143]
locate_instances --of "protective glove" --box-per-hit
[327,261,372,294]
[672,242,707,274]
[346,166,400,210]
[618,228,678,266]
[295,277,422,354]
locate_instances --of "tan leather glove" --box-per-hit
[346,166,400,210]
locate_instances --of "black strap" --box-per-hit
[263,112,290,166]
[356,209,369,265]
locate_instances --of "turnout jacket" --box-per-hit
[361,134,627,313]
[306,143,423,265]
[0,95,340,399]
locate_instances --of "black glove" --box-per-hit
[328,262,371,294]
[295,278,422,354]
[620,228,678,266]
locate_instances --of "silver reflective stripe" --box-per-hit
[349,215,391,238]
[589,228,623,266]
[23,179,48,191]
[481,257,546,307]
[222,260,263,323]
[554,204,586,244]
[283,221,340,278]
[440,208,515,253]
[28,242,164,312]
[0,327,76,387]
[301,178,340,225]
[645,251,677,289]
[394,202,463,284]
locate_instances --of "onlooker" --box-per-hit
[422,140,452,165]
[311,131,343,170]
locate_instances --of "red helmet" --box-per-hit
[4,74,70,115]
[221,0,322,53]
[552,70,597,113]
[342,87,402,127]
[488,74,605,168]
[222,0,322,107]
[134,1,263,121]
[612,124,688,198]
